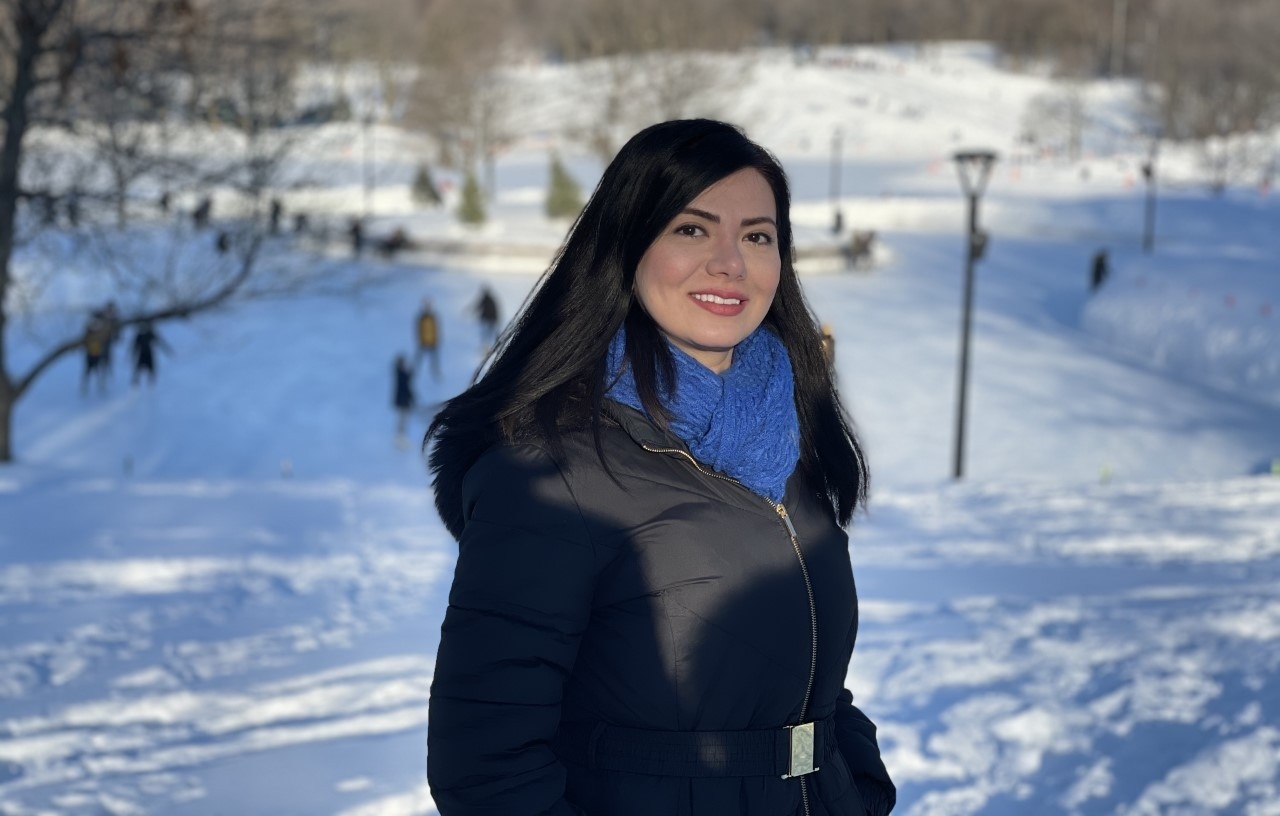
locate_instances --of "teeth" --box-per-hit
[693,294,742,305]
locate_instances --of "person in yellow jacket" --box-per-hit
[820,323,836,367]
[80,316,109,396]
[415,298,441,381]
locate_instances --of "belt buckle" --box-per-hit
[781,721,819,779]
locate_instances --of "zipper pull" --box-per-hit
[775,503,798,540]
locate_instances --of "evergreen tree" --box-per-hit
[545,153,584,219]
[413,163,443,206]
[457,170,487,225]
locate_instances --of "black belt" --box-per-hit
[552,716,834,779]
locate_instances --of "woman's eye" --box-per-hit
[746,231,775,245]
[674,224,705,237]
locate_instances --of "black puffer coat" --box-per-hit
[428,403,895,815]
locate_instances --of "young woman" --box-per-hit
[426,119,895,816]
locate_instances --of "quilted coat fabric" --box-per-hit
[427,403,895,815]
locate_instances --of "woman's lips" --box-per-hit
[689,292,747,316]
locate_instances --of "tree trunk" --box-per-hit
[0,8,50,465]
[0,1,68,464]
[0,390,11,463]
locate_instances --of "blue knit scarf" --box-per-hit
[605,327,800,504]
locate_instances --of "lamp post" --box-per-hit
[830,129,844,234]
[362,114,375,219]
[951,150,998,480]
[1141,137,1159,253]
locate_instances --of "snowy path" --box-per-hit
[856,478,1280,815]
[2,475,1277,814]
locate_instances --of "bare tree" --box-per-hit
[1022,83,1089,160]
[0,0,307,463]
[404,0,513,176]
[1140,0,1280,192]
[550,0,752,163]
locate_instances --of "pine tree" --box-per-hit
[412,163,442,206]
[457,170,486,225]
[545,153,583,219]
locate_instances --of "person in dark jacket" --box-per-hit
[425,119,895,816]
[130,320,171,387]
[393,353,415,447]
[1090,248,1110,293]
[472,285,500,346]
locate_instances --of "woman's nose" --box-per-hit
[706,238,745,278]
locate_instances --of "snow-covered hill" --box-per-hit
[3,43,1278,815]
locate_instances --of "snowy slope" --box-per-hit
[3,43,1279,815]
[2,472,1277,815]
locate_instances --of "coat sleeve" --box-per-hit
[834,688,897,816]
[428,444,597,816]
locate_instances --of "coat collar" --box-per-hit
[603,399,801,513]
[603,399,689,454]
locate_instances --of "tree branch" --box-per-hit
[12,231,265,398]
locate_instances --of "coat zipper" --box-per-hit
[775,503,817,816]
[640,444,818,816]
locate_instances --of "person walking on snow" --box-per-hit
[473,285,500,346]
[415,298,442,381]
[80,312,111,396]
[131,321,172,387]
[393,354,415,448]
[1090,249,1110,293]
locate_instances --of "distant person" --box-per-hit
[192,196,212,229]
[821,322,836,365]
[94,301,121,381]
[39,195,57,225]
[80,312,111,396]
[1090,249,1110,293]
[269,198,283,234]
[131,321,172,387]
[349,217,364,256]
[473,285,500,345]
[415,298,442,381]
[847,230,876,270]
[293,212,309,235]
[393,353,415,448]
[378,226,412,258]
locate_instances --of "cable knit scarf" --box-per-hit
[605,327,800,504]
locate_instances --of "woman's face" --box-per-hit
[634,168,781,373]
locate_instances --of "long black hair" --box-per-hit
[427,119,868,536]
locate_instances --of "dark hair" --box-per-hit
[427,119,867,536]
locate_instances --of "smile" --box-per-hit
[691,293,743,305]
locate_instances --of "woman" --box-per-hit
[426,119,895,816]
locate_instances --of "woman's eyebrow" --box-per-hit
[681,207,720,222]
[680,207,777,227]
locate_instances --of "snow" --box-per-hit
[2,43,1279,815]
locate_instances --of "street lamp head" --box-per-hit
[953,150,999,197]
